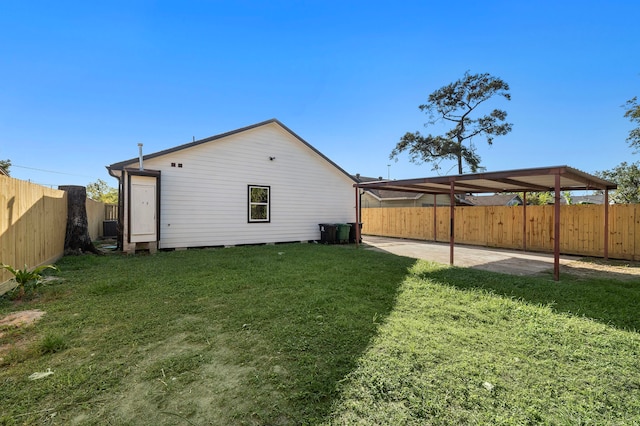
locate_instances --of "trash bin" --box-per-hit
[347,222,363,243]
[318,223,337,244]
[103,220,118,238]
[336,223,352,244]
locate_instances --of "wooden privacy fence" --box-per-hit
[1,176,116,286]
[105,204,118,220]
[0,176,67,284]
[362,205,640,261]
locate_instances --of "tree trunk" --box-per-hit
[59,185,102,255]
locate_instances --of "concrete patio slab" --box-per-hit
[362,235,582,276]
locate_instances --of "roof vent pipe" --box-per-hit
[138,143,143,170]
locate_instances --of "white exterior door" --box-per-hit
[130,175,157,243]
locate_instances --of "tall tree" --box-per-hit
[391,72,512,174]
[0,158,10,175]
[594,93,640,204]
[596,162,640,204]
[625,96,640,151]
[87,179,118,203]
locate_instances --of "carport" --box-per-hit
[353,165,617,280]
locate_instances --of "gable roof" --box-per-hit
[353,175,424,200]
[564,194,605,204]
[466,194,523,206]
[107,118,356,182]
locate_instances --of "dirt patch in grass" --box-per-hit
[0,309,46,330]
[84,332,266,425]
[561,258,640,280]
[0,310,45,364]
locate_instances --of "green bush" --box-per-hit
[1,263,58,300]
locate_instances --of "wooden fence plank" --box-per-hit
[634,205,640,261]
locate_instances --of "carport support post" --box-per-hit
[450,181,455,265]
[522,192,527,251]
[554,174,561,281]
[355,186,361,248]
[604,190,609,260]
[433,194,438,242]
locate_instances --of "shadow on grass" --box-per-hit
[414,263,640,332]
[560,257,640,281]
[225,246,418,423]
[475,255,640,281]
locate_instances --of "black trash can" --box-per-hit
[318,223,337,244]
[347,222,363,243]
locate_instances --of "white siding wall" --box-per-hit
[131,123,355,248]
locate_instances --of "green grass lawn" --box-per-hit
[1,244,639,425]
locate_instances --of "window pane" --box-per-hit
[251,205,268,220]
[250,187,268,203]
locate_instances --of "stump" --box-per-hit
[59,185,102,255]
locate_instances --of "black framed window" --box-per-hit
[248,185,270,222]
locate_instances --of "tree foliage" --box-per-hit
[625,96,640,151]
[86,179,118,203]
[0,158,10,175]
[596,162,640,204]
[517,191,554,205]
[391,71,512,174]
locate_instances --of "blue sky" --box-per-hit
[1,0,639,187]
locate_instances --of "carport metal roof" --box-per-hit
[353,165,616,194]
[353,165,617,280]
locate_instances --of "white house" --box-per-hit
[107,119,357,253]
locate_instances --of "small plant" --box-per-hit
[1,263,58,300]
[39,333,67,354]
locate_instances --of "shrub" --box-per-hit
[1,263,58,300]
